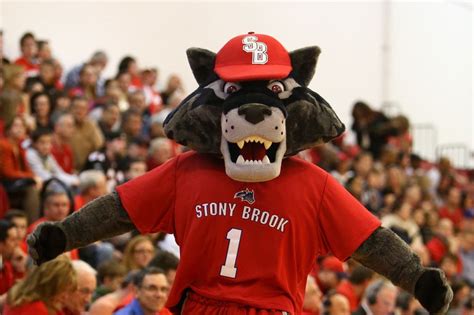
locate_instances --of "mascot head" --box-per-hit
[164,32,345,182]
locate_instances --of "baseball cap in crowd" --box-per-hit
[214,32,292,82]
[321,256,344,273]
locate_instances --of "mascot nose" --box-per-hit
[238,104,272,124]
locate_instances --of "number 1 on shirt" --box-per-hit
[220,228,242,278]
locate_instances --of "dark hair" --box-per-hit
[118,56,136,75]
[104,79,116,89]
[30,91,50,114]
[133,267,165,288]
[348,265,374,285]
[97,259,127,283]
[441,252,459,265]
[0,220,15,242]
[20,32,35,47]
[37,40,49,51]
[31,128,53,144]
[352,101,373,119]
[121,157,145,172]
[148,251,179,273]
[122,109,141,125]
[4,209,27,222]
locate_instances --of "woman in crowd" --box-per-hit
[4,257,77,315]
[30,92,54,132]
[122,235,155,272]
[0,116,40,222]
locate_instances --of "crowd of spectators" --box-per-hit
[0,31,473,314]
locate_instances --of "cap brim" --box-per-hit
[215,64,292,82]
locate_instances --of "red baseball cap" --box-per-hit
[214,32,292,82]
[321,256,344,273]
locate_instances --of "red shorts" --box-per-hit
[180,291,290,315]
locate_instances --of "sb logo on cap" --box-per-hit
[242,35,268,65]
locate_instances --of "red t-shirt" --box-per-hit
[51,141,75,174]
[4,300,65,315]
[336,279,359,311]
[116,152,380,313]
[0,260,15,294]
[14,57,40,77]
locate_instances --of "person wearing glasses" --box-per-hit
[63,260,97,315]
[114,267,171,315]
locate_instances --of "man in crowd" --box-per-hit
[70,96,104,171]
[115,267,171,315]
[64,260,97,315]
[353,280,397,315]
[14,32,39,77]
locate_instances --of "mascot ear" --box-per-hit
[289,46,321,87]
[186,48,216,86]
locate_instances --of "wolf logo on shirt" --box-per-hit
[234,188,255,204]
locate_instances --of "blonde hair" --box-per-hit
[7,256,77,308]
[3,64,25,89]
[123,235,155,271]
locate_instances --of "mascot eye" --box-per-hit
[268,81,285,94]
[223,82,241,94]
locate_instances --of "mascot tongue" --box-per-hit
[241,142,267,161]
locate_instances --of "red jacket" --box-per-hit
[0,138,34,179]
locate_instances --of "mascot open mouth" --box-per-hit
[227,136,281,164]
[220,107,287,182]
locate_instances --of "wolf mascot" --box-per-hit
[29,33,452,314]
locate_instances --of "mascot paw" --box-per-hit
[415,268,453,314]
[27,222,67,265]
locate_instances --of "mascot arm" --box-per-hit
[27,191,135,265]
[352,227,453,314]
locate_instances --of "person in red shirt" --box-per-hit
[0,220,18,294]
[439,187,464,229]
[336,265,374,312]
[0,116,40,222]
[51,113,76,174]
[4,256,76,315]
[317,256,345,294]
[118,56,142,90]
[4,209,28,253]
[27,189,72,234]
[13,32,39,78]
[27,189,78,260]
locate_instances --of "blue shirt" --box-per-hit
[113,298,144,315]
